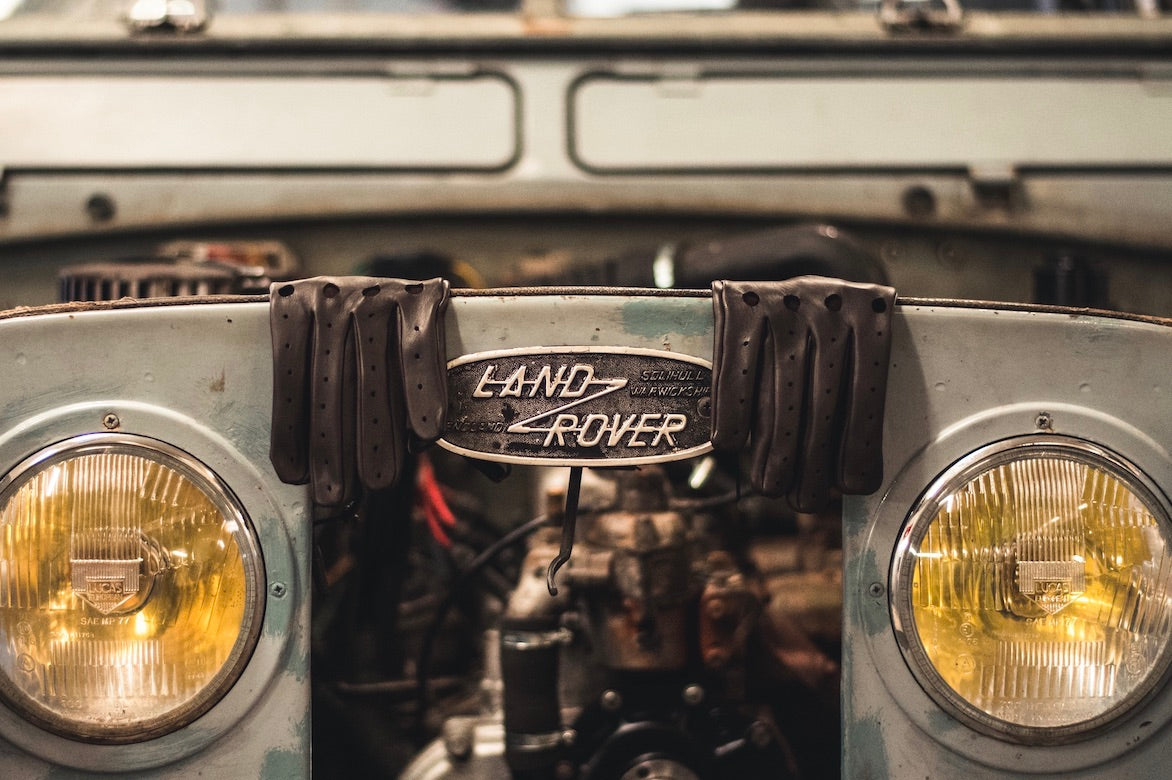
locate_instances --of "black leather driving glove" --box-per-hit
[270,276,450,506]
[710,276,896,512]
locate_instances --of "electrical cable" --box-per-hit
[413,512,551,735]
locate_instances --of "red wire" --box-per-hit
[417,454,456,547]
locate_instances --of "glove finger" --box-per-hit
[307,279,357,507]
[710,280,762,452]
[790,288,851,512]
[396,278,450,441]
[837,284,896,494]
[756,308,811,500]
[270,281,314,485]
[353,284,405,490]
[749,330,784,497]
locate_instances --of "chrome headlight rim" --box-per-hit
[890,433,1172,745]
[0,431,267,745]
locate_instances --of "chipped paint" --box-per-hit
[857,547,890,638]
[926,708,960,736]
[621,298,710,340]
[261,747,307,780]
[844,715,890,780]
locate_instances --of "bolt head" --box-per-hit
[600,689,622,711]
[102,413,120,430]
[682,684,705,706]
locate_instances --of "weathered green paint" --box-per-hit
[620,298,711,340]
[261,747,307,780]
[857,547,890,638]
[926,708,960,736]
[844,715,890,780]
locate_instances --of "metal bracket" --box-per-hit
[968,163,1024,213]
[546,467,583,597]
[126,0,210,34]
[879,0,964,33]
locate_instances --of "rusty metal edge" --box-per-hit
[5,290,1172,330]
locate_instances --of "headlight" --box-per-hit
[0,434,263,743]
[891,435,1172,742]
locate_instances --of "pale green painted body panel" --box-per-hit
[0,302,311,779]
[844,305,1172,778]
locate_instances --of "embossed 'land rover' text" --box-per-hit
[438,347,713,466]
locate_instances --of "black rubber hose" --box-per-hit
[501,614,564,777]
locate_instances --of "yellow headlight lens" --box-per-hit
[0,434,263,743]
[892,436,1172,741]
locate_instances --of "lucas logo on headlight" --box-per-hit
[438,347,713,466]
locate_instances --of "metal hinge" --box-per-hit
[879,0,964,33]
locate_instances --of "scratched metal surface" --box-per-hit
[844,305,1172,779]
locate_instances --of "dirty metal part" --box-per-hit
[568,695,794,780]
[505,531,566,621]
[400,718,512,780]
[698,551,761,671]
[59,261,238,302]
[758,606,839,693]
[758,551,843,649]
[563,547,612,589]
[579,472,694,671]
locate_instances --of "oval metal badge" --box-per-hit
[438,347,713,466]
